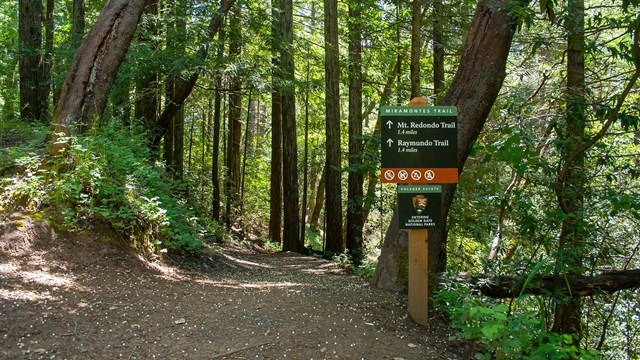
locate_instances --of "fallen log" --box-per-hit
[447,269,640,298]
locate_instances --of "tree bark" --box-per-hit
[225,5,243,228]
[552,0,585,336]
[135,0,160,139]
[309,166,326,231]
[432,0,445,103]
[452,270,640,298]
[280,0,302,253]
[373,0,528,292]
[269,0,284,245]
[346,0,364,264]
[42,0,54,119]
[71,0,85,46]
[19,0,44,123]
[410,0,421,98]
[52,0,147,147]
[211,25,226,222]
[324,0,344,254]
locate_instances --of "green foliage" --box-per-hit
[433,285,600,359]
[1,122,222,255]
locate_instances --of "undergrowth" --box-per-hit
[1,122,224,256]
[432,281,599,359]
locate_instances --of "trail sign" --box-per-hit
[380,106,458,184]
[398,185,442,229]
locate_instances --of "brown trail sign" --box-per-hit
[380,97,458,326]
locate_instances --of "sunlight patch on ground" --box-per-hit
[0,288,53,302]
[19,270,74,287]
[194,278,301,290]
[221,253,274,269]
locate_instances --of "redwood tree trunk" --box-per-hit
[324,0,344,254]
[19,0,44,123]
[280,0,302,253]
[225,6,243,227]
[346,0,364,264]
[373,0,528,292]
[52,0,147,140]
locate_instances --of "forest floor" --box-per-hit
[0,211,472,359]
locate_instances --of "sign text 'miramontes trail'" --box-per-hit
[380,105,458,184]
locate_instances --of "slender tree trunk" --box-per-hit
[552,0,585,336]
[362,55,402,225]
[52,0,147,147]
[269,1,284,245]
[310,166,326,231]
[346,0,364,264]
[135,1,160,138]
[241,90,253,217]
[211,25,226,222]
[373,0,529,292]
[410,0,421,98]
[19,0,44,123]
[41,0,54,119]
[71,0,85,46]
[174,108,185,178]
[324,0,344,254]
[225,5,243,228]
[432,0,445,103]
[301,58,311,245]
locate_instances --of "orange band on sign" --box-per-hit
[380,168,458,184]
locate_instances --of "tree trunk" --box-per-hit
[309,166,326,231]
[211,26,226,222]
[52,0,147,146]
[19,0,44,123]
[135,1,160,139]
[280,0,302,253]
[42,0,54,119]
[164,8,186,177]
[552,0,585,336]
[324,0,344,254]
[346,0,364,264]
[410,0,421,98]
[71,0,85,46]
[225,5,243,228]
[432,0,445,103]
[269,0,284,245]
[362,55,402,225]
[373,0,528,292]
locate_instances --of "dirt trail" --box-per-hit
[0,213,469,359]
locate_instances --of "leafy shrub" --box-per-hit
[1,122,221,256]
[432,282,599,359]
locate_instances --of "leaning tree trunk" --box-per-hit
[373,0,528,292]
[52,0,147,150]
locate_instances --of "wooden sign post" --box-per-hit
[380,97,458,326]
[407,97,429,325]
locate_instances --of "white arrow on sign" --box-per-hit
[386,120,394,129]
[386,138,394,147]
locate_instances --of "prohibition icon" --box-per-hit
[424,170,435,181]
[384,170,395,181]
[398,170,409,181]
[411,170,422,181]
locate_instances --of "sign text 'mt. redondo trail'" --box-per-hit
[380,106,458,184]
